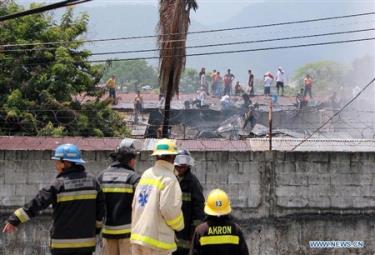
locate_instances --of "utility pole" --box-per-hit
[269,99,273,151]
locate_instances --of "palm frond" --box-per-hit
[158,0,197,97]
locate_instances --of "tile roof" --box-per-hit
[0,136,374,152]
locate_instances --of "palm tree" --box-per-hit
[158,0,198,138]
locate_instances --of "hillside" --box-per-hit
[70,1,375,82]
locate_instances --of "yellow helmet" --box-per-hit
[151,139,178,156]
[204,189,232,216]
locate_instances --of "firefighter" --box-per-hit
[2,144,104,255]
[131,139,184,255]
[190,189,249,255]
[97,138,140,255]
[173,149,205,255]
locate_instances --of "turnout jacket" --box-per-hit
[97,161,140,239]
[7,165,104,255]
[131,160,184,252]
[190,216,249,255]
[175,170,205,250]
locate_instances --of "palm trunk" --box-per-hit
[158,0,197,138]
[162,69,174,137]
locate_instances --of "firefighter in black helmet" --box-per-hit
[97,138,140,255]
[173,149,205,255]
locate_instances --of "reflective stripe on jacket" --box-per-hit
[131,160,184,252]
[7,166,104,254]
[190,216,249,255]
[97,162,140,239]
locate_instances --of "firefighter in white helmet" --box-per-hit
[131,139,184,255]
[173,149,205,255]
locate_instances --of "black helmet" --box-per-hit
[111,138,138,162]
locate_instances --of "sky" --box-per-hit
[14,0,375,82]
[17,0,259,26]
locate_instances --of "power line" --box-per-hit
[2,19,374,52]
[2,27,373,56]
[0,0,91,22]
[88,37,375,62]
[87,28,375,56]
[0,36,374,67]
[290,77,375,151]
[1,11,374,48]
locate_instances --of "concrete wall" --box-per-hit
[1,150,375,254]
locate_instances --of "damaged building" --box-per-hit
[115,93,375,140]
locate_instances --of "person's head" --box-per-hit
[300,88,304,93]
[137,90,140,95]
[217,71,220,75]
[306,74,311,78]
[248,69,252,74]
[111,75,115,79]
[52,144,85,173]
[236,81,240,85]
[213,69,216,73]
[227,69,231,74]
[201,67,205,73]
[174,149,194,177]
[152,139,178,163]
[110,138,138,169]
[204,189,232,217]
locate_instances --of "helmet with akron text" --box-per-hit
[204,189,232,216]
[174,149,195,167]
[51,144,85,165]
[151,139,178,156]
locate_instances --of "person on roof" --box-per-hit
[131,139,184,255]
[264,72,274,97]
[3,144,104,255]
[303,74,313,99]
[276,67,285,96]
[97,138,140,255]
[190,189,249,255]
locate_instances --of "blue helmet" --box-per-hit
[51,144,85,164]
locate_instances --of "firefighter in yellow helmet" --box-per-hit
[190,189,249,255]
[131,139,184,255]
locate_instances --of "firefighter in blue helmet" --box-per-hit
[173,149,205,255]
[3,144,104,255]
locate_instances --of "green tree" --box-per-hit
[0,3,129,137]
[179,68,200,93]
[102,60,158,92]
[292,61,348,96]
